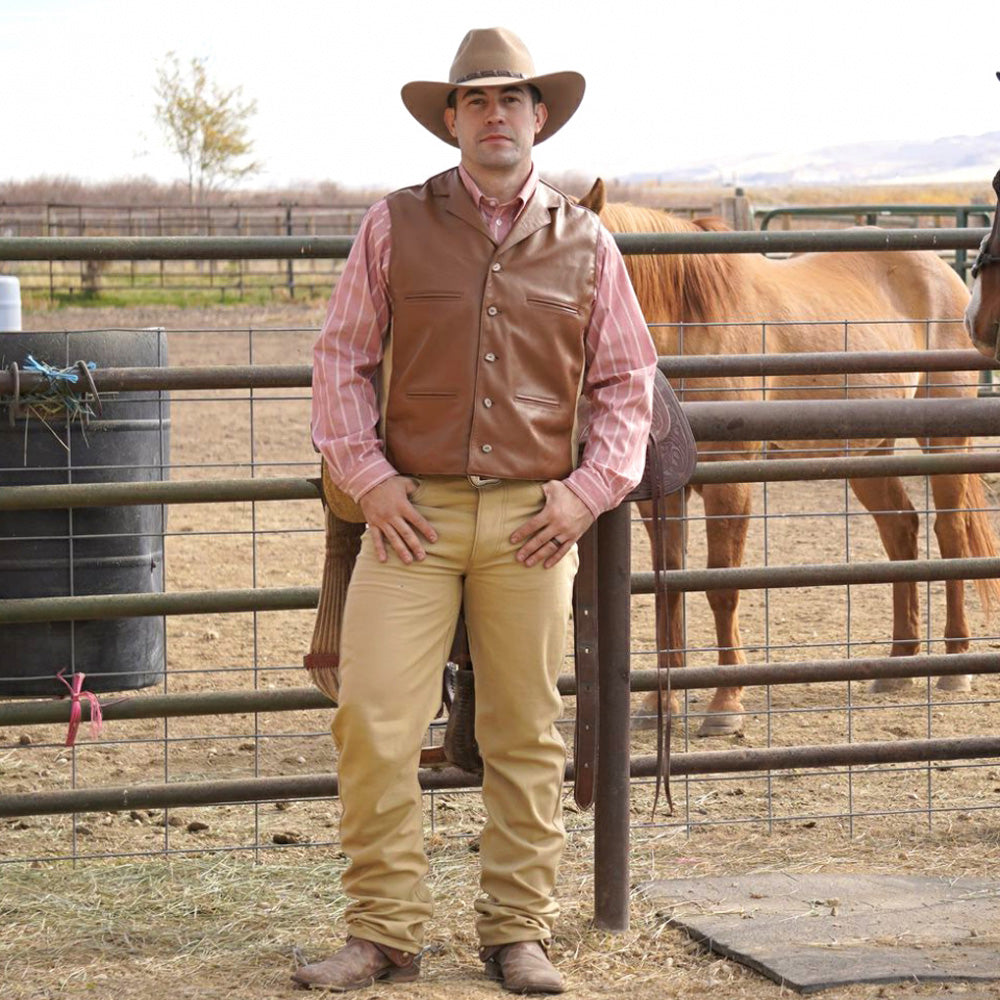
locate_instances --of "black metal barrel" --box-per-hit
[0,329,170,696]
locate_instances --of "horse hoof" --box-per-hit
[870,677,915,693]
[630,713,659,732]
[696,712,743,737]
[936,674,972,692]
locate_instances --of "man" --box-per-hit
[296,27,656,994]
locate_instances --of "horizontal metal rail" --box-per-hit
[756,204,994,230]
[0,364,311,396]
[633,555,1000,596]
[4,448,1000,514]
[0,588,316,624]
[0,227,989,261]
[4,373,1000,442]
[660,350,995,378]
[3,651,997,729]
[0,477,319,510]
[3,553,999,624]
[684,396,1000,440]
[2,735,997,819]
[690,451,1000,484]
[2,349,995,398]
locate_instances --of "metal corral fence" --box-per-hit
[0,195,744,304]
[1,227,1000,930]
[0,202,371,303]
[755,203,995,277]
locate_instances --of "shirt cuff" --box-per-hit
[343,456,400,502]
[564,467,611,520]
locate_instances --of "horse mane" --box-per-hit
[598,202,738,323]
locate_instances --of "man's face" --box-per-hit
[443,84,548,176]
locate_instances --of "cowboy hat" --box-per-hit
[401,27,585,147]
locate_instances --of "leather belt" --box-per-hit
[572,523,600,809]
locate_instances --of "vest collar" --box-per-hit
[432,167,559,250]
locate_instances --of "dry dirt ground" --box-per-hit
[2,304,999,1000]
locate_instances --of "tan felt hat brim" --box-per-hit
[401,70,585,146]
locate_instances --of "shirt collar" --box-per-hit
[458,163,538,214]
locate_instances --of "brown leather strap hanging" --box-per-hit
[625,369,697,816]
[572,523,600,809]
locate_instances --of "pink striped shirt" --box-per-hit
[311,164,657,517]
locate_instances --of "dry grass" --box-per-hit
[3,817,999,1000]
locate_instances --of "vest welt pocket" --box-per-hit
[514,392,560,409]
[403,291,462,302]
[526,296,580,315]
[406,389,458,398]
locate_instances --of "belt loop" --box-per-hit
[467,475,502,489]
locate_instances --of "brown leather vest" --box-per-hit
[383,168,599,480]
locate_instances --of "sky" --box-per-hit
[2,0,998,193]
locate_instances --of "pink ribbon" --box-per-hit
[56,670,104,747]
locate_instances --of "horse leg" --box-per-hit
[926,470,976,692]
[848,475,921,691]
[635,492,688,728]
[697,482,752,737]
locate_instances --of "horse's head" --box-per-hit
[964,166,1000,360]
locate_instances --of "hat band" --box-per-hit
[453,69,526,84]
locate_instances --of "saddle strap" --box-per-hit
[442,608,482,774]
[649,449,674,817]
[573,523,600,809]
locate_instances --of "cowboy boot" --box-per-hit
[481,941,564,994]
[291,937,420,991]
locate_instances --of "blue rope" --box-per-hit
[19,355,98,421]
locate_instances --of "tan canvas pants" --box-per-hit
[332,475,578,954]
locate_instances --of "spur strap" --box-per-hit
[573,524,600,809]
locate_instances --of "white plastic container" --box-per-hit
[0,276,22,332]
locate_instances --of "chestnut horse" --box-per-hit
[580,179,1000,736]
[965,168,1000,360]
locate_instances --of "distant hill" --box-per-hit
[626,132,1000,188]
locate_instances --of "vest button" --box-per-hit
[484,352,497,362]
[483,398,493,408]
[487,305,498,316]
[491,262,502,272]
[481,444,493,453]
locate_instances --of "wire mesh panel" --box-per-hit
[1,310,999,865]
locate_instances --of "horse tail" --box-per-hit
[965,473,1000,616]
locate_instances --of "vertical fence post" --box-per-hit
[592,501,631,931]
[285,204,295,299]
[954,207,969,279]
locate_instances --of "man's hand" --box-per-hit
[359,476,438,564]
[510,480,595,569]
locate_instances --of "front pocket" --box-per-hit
[403,291,462,302]
[406,389,458,398]
[514,393,560,408]
[526,296,580,315]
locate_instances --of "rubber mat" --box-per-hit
[642,873,1000,993]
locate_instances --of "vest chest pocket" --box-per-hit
[514,392,560,409]
[402,291,462,302]
[526,296,581,315]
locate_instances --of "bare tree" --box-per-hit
[154,53,261,204]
